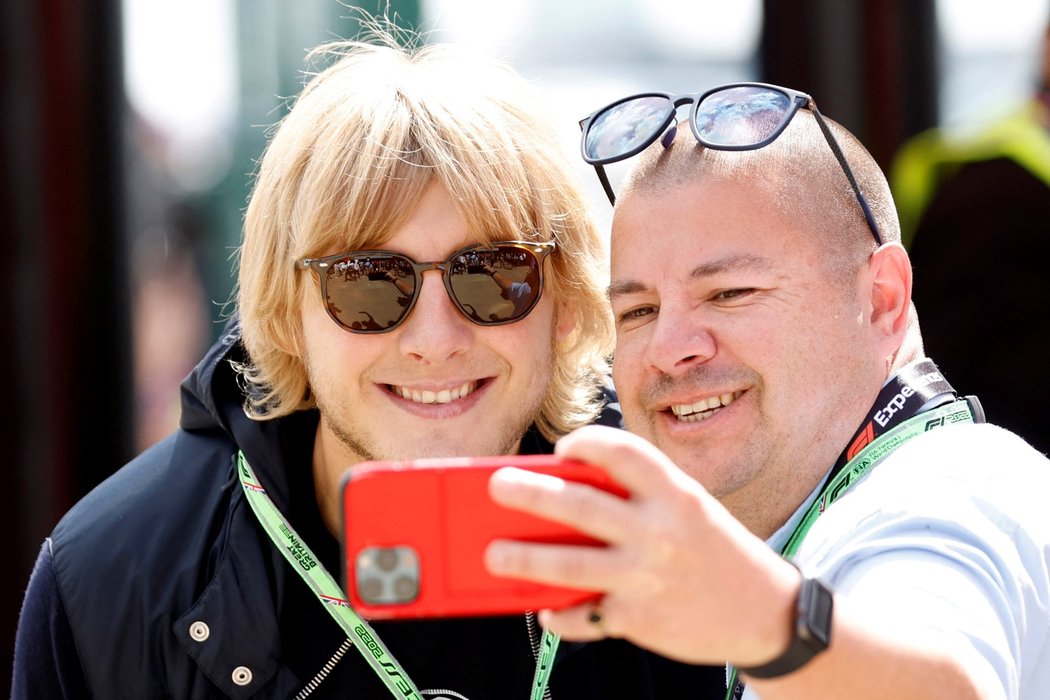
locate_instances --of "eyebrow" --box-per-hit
[608,253,775,299]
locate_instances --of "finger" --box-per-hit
[484,537,624,591]
[555,425,686,498]
[538,601,615,641]
[489,466,636,544]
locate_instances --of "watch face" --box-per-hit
[798,576,833,648]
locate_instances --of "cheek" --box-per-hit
[299,304,338,358]
[611,337,644,400]
[520,294,558,335]
[502,303,559,370]
[298,299,376,377]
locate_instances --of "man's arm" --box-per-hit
[484,426,999,700]
[745,573,1000,700]
[12,540,91,699]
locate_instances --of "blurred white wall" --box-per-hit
[937,0,1049,129]
[422,0,762,224]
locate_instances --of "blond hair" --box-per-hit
[236,31,613,441]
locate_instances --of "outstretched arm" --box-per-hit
[485,425,999,700]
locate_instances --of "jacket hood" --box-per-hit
[179,314,248,435]
[178,315,294,493]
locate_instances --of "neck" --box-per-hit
[312,422,359,538]
[724,455,834,541]
[732,364,891,540]
[310,421,534,537]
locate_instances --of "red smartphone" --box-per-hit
[340,454,627,620]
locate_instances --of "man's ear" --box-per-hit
[555,301,578,343]
[866,243,912,351]
[272,317,306,359]
[272,288,308,358]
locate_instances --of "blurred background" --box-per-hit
[2,0,1047,688]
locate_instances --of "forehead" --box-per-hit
[610,176,816,275]
[313,177,525,258]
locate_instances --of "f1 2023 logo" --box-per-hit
[924,409,970,431]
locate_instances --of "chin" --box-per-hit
[381,435,512,462]
[659,447,734,491]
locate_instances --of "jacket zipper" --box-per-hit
[296,615,551,699]
[294,637,353,699]
[525,611,553,700]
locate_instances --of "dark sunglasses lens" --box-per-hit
[325,255,416,332]
[694,86,791,148]
[583,95,675,163]
[448,246,542,324]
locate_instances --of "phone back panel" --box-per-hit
[341,455,625,619]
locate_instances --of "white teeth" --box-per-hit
[670,391,742,422]
[395,381,476,404]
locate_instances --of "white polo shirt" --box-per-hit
[743,422,1050,699]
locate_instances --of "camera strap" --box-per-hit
[236,452,559,700]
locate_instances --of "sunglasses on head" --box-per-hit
[579,82,883,245]
[297,240,555,334]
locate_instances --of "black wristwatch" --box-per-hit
[737,562,834,679]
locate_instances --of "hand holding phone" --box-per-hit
[341,454,627,620]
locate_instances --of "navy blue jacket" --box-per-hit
[12,318,724,698]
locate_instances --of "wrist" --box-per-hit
[737,559,834,680]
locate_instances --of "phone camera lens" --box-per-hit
[394,575,418,601]
[359,576,384,603]
[377,548,400,572]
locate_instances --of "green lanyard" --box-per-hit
[237,452,559,700]
[780,397,976,558]
[724,397,979,700]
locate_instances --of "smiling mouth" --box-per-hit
[670,390,743,423]
[390,381,479,405]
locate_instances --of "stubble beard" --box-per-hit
[322,402,536,463]
[626,363,768,498]
[312,340,556,464]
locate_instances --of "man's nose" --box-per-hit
[644,304,717,375]
[397,270,473,363]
